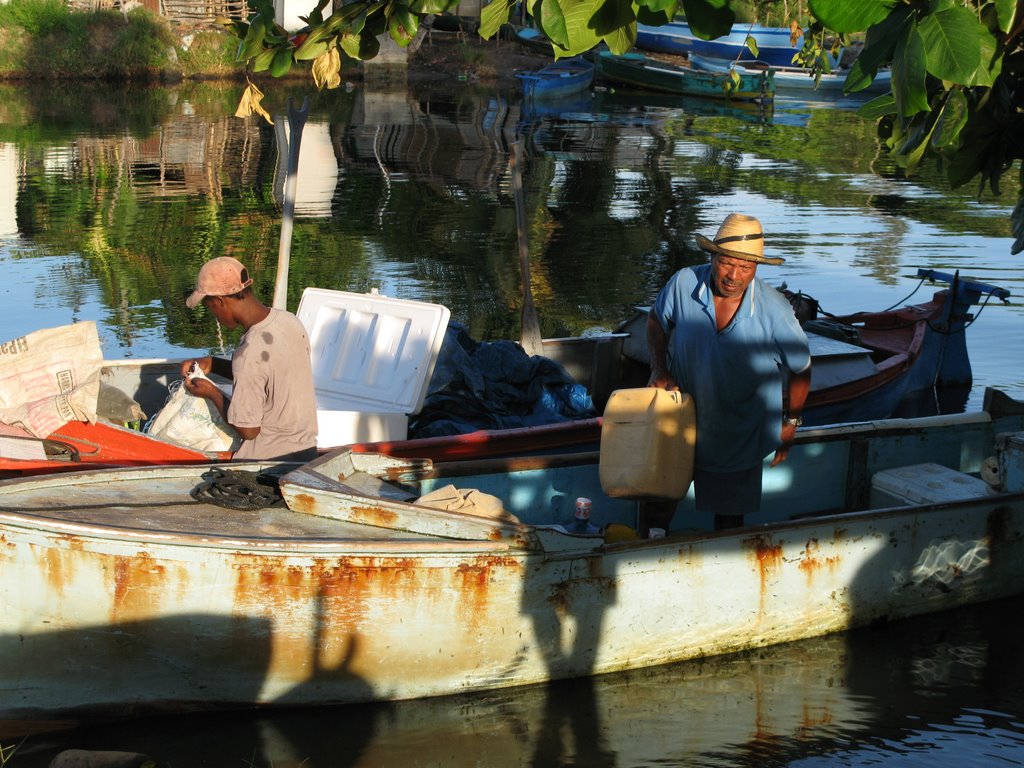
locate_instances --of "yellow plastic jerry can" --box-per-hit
[598,388,696,500]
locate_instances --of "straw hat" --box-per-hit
[695,213,784,266]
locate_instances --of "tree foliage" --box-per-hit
[224,0,1024,253]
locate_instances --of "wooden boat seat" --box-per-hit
[342,470,418,502]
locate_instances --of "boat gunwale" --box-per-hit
[1,475,1018,560]
[0,400,1007,550]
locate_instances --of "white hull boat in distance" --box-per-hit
[0,389,1023,727]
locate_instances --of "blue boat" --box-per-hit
[513,25,553,54]
[688,53,891,95]
[637,20,840,69]
[518,57,594,101]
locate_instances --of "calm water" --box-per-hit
[9,596,1024,767]
[1,73,1023,765]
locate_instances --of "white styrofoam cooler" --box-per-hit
[870,462,995,508]
[295,288,450,448]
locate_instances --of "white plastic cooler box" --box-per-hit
[869,462,995,508]
[295,288,450,449]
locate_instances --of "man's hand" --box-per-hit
[183,375,221,400]
[647,369,679,391]
[771,421,799,466]
[180,356,213,379]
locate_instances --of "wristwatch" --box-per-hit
[784,415,803,427]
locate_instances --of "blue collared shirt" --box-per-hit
[652,264,811,472]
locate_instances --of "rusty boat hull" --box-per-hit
[0,390,1023,726]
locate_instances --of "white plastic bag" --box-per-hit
[146,375,242,453]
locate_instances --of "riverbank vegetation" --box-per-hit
[0,0,239,80]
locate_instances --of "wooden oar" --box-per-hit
[509,139,543,356]
[272,97,308,311]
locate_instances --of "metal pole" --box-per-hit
[510,139,543,356]
[272,97,309,311]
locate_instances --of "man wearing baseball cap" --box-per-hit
[181,256,318,461]
[644,213,812,532]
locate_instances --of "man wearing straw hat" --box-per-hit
[180,256,319,462]
[645,213,812,531]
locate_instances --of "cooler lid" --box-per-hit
[296,288,451,415]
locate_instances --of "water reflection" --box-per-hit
[0,78,1020,403]
[11,597,1023,767]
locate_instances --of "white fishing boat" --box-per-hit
[0,388,1022,725]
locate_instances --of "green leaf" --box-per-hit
[857,93,897,120]
[744,34,759,58]
[807,0,895,34]
[992,0,1018,33]
[294,24,331,58]
[237,14,266,62]
[410,0,459,13]
[253,0,274,22]
[251,46,275,72]
[365,7,389,37]
[636,0,677,16]
[930,88,968,152]
[294,39,329,60]
[559,0,608,57]
[306,0,331,25]
[539,0,570,48]
[944,129,989,188]
[326,3,368,31]
[897,114,937,174]
[636,6,672,24]
[680,0,734,39]
[965,24,1001,87]
[727,68,740,93]
[270,46,293,76]
[854,5,913,73]
[918,6,982,82]
[892,23,930,118]
[590,0,635,35]
[480,0,516,39]
[216,16,248,40]
[389,6,419,46]
[358,30,382,58]
[339,31,362,58]
[349,10,367,35]
[601,19,637,54]
[844,59,884,93]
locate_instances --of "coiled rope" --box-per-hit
[190,467,286,510]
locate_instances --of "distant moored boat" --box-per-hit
[637,20,841,69]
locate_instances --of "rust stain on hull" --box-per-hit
[798,538,841,587]
[745,536,784,614]
[350,505,399,529]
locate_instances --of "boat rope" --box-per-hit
[803,276,928,319]
[0,435,80,462]
[800,275,1002,336]
[926,290,1000,335]
[878,276,927,312]
[190,467,286,510]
